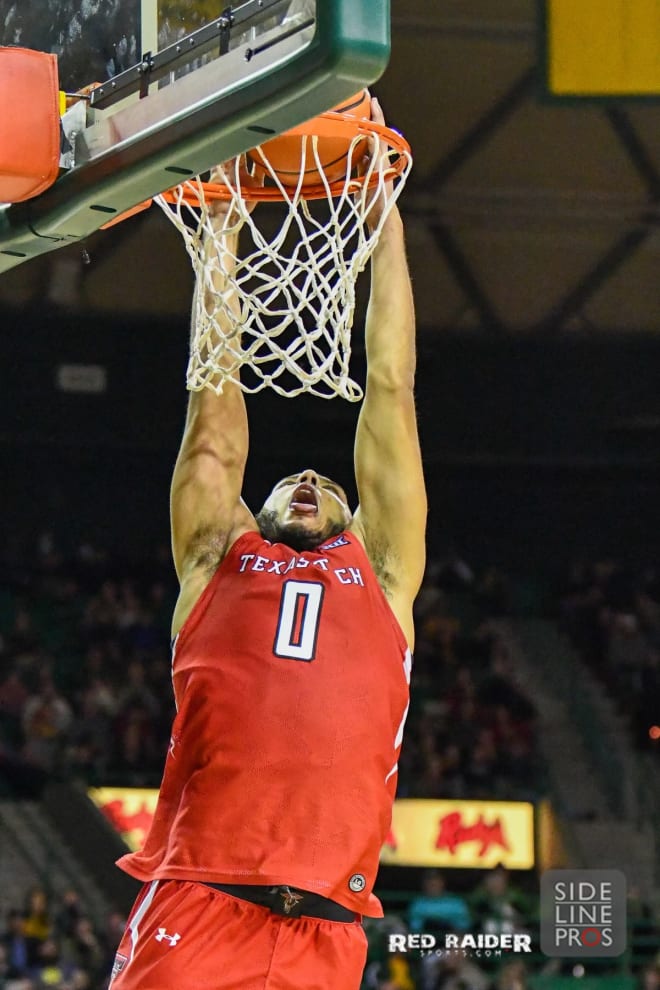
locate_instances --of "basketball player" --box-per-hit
[110,98,426,990]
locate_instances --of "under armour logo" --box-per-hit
[155,927,181,946]
[278,886,304,915]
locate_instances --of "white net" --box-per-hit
[155,124,412,400]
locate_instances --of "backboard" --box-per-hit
[0,0,390,272]
[0,0,140,91]
[0,0,314,89]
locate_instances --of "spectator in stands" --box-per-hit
[7,607,40,659]
[421,614,461,671]
[113,660,159,721]
[414,753,448,799]
[62,916,105,983]
[120,601,160,655]
[0,940,33,990]
[469,865,533,937]
[434,550,475,595]
[110,699,160,783]
[1,909,30,980]
[54,890,82,943]
[0,942,14,987]
[444,666,477,720]
[639,965,660,990]
[115,581,142,633]
[0,941,9,986]
[408,871,471,935]
[559,557,660,751]
[420,947,490,990]
[477,648,535,723]
[21,888,52,966]
[627,885,660,970]
[363,955,416,990]
[361,913,411,989]
[607,612,648,683]
[0,668,29,747]
[85,578,119,626]
[3,887,118,990]
[101,910,127,978]
[496,959,529,990]
[27,935,85,989]
[398,569,542,803]
[67,678,116,781]
[498,735,538,800]
[79,645,111,688]
[474,566,511,618]
[463,727,500,799]
[21,674,72,773]
[437,743,465,799]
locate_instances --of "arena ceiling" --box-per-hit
[2,0,660,335]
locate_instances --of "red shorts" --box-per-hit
[110,879,368,990]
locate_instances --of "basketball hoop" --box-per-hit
[155,111,412,400]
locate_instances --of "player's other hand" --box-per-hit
[363,96,396,232]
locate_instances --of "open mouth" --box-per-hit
[289,483,319,516]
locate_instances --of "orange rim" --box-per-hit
[101,116,411,229]
[160,116,411,204]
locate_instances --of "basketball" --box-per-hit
[248,90,372,190]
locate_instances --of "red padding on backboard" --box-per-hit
[0,47,60,203]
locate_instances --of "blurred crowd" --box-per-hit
[0,535,543,802]
[557,558,660,751]
[0,534,176,792]
[403,556,542,802]
[365,865,536,990]
[0,886,124,990]
[2,869,658,990]
[363,865,659,990]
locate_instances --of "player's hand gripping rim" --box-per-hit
[361,96,398,234]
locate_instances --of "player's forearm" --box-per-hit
[190,217,244,396]
[203,224,240,304]
[194,223,241,347]
[364,208,416,392]
[183,218,248,452]
[183,384,248,457]
[185,211,249,447]
[172,386,249,539]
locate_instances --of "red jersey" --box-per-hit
[117,531,411,917]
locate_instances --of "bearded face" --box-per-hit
[255,470,351,550]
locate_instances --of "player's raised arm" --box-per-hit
[170,181,256,608]
[350,100,427,648]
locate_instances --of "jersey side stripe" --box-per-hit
[171,634,179,710]
[386,649,413,782]
[128,880,159,963]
